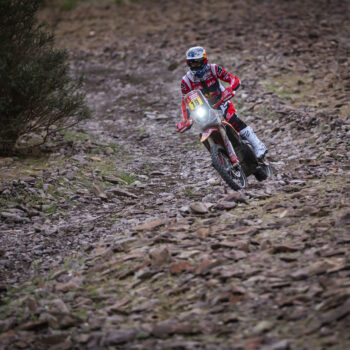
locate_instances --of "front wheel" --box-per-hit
[210,144,247,191]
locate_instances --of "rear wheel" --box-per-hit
[210,144,247,191]
[254,166,268,181]
[254,161,273,181]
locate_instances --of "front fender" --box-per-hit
[200,127,219,143]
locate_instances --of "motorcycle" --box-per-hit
[180,89,272,191]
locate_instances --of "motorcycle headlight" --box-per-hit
[195,106,207,119]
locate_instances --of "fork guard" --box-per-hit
[221,120,240,136]
[220,121,260,176]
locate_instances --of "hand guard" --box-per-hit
[213,87,236,109]
[177,119,193,133]
[222,87,235,102]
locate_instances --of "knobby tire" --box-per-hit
[210,144,247,191]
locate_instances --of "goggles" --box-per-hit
[188,58,206,70]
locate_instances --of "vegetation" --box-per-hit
[0,0,90,155]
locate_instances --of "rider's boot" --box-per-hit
[239,126,268,159]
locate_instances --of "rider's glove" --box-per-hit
[222,87,235,102]
[177,119,193,133]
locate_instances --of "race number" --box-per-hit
[188,96,203,111]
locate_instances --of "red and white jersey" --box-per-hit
[181,63,240,121]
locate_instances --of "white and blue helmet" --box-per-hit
[186,46,208,78]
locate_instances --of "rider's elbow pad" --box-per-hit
[233,82,241,91]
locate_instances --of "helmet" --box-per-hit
[186,46,208,78]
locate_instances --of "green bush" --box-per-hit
[0,0,90,155]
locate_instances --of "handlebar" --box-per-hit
[213,91,234,109]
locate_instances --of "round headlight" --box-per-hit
[196,107,207,118]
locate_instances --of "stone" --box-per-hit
[25,296,38,313]
[92,183,107,200]
[39,312,59,329]
[167,220,191,232]
[19,319,48,331]
[107,186,137,198]
[40,334,68,346]
[135,267,158,280]
[55,312,83,329]
[196,227,210,238]
[0,212,30,223]
[231,249,248,260]
[190,202,208,214]
[169,261,193,274]
[290,269,309,281]
[103,329,139,345]
[321,300,350,325]
[130,180,144,188]
[217,200,237,210]
[149,171,166,176]
[308,260,341,275]
[75,334,91,344]
[245,337,264,350]
[90,156,102,161]
[149,247,172,267]
[269,244,302,254]
[223,191,248,204]
[253,320,274,334]
[270,339,291,350]
[195,259,221,275]
[178,250,200,259]
[108,297,130,314]
[132,218,166,231]
[172,322,200,335]
[152,320,176,338]
[180,205,190,214]
[55,279,82,292]
[104,146,114,155]
[102,175,127,185]
[131,300,155,312]
[335,212,350,227]
[51,299,70,313]
[207,177,221,185]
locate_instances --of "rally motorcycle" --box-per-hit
[183,89,272,191]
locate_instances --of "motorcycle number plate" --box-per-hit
[185,92,203,111]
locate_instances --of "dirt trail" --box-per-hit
[0,0,350,349]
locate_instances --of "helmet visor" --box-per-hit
[188,58,206,71]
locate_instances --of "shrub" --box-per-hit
[0,0,90,155]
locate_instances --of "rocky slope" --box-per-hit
[0,0,349,349]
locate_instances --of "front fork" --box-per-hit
[206,126,239,164]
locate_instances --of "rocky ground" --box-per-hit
[0,0,350,349]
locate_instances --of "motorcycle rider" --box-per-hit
[177,46,268,159]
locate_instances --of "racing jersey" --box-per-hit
[181,63,240,121]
